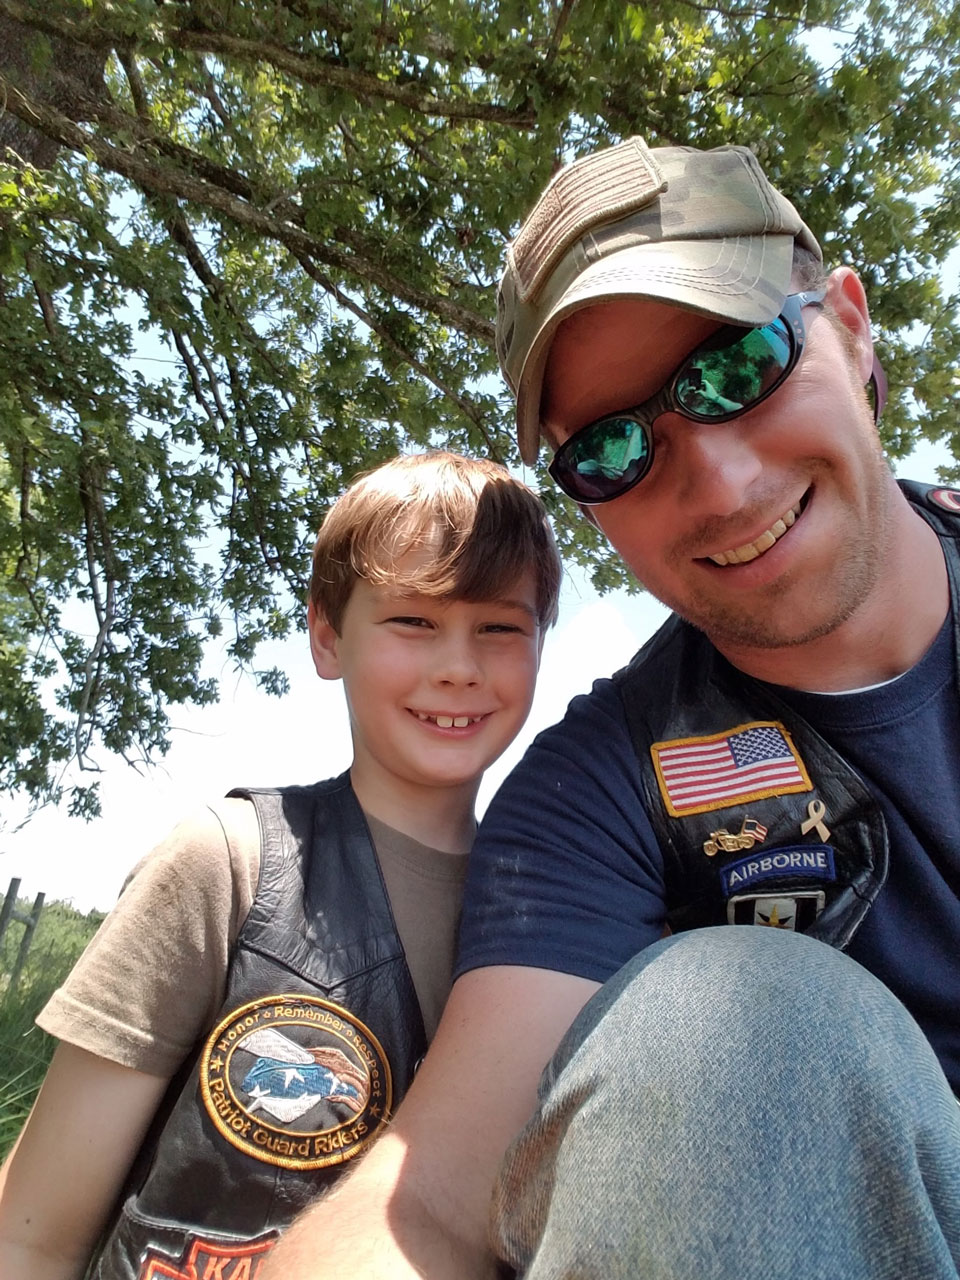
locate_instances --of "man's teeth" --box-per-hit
[709,504,800,566]
[416,713,483,728]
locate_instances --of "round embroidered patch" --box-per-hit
[200,994,392,1170]
[928,487,960,514]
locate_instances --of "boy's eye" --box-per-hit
[388,615,431,628]
[483,622,524,633]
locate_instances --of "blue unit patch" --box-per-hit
[720,844,835,895]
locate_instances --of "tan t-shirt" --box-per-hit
[38,796,468,1076]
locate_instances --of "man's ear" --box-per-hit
[307,601,342,680]
[824,266,875,383]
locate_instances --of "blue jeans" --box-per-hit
[491,928,960,1278]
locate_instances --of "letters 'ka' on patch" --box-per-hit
[651,721,812,817]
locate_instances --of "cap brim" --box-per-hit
[516,235,796,466]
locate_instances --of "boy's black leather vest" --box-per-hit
[615,481,960,948]
[91,774,426,1280]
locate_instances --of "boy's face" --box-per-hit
[309,561,542,805]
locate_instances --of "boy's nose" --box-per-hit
[432,639,482,686]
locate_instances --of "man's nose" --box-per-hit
[668,417,764,516]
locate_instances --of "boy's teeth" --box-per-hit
[709,503,800,566]
[417,713,480,728]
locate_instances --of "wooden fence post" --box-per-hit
[0,878,45,999]
[0,877,21,950]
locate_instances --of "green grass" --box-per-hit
[0,897,104,1158]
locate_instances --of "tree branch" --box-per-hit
[0,75,495,343]
[294,250,502,459]
[0,0,535,126]
[76,442,116,766]
[163,26,536,128]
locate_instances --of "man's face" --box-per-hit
[541,275,893,661]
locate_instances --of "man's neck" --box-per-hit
[716,499,950,692]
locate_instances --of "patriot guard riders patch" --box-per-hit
[200,993,392,1170]
[651,721,812,817]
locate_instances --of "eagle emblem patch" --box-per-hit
[200,993,392,1170]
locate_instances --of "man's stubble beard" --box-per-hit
[659,445,894,653]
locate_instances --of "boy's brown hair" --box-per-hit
[310,451,562,633]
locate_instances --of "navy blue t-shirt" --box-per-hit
[458,615,960,1093]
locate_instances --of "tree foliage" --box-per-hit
[1,0,959,814]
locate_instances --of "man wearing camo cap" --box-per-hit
[266,137,960,1279]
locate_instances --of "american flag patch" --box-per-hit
[651,721,812,817]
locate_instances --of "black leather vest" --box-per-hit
[615,480,960,948]
[90,774,426,1280]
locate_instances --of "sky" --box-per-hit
[0,564,669,912]
[0,554,671,912]
[1,433,952,914]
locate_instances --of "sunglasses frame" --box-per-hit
[548,289,827,506]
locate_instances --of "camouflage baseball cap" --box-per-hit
[497,136,822,465]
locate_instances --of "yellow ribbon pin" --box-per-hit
[800,798,831,842]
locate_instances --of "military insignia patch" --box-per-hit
[721,844,836,895]
[140,1230,276,1278]
[651,721,812,817]
[727,890,825,931]
[199,993,392,1170]
[927,487,960,514]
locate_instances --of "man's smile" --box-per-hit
[705,499,804,567]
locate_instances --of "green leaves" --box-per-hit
[0,0,959,810]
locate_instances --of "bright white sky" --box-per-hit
[1,436,951,913]
[0,556,670,911]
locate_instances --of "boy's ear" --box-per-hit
[824,266,874,383]
[307,601,343,680]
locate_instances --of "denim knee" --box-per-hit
[492,928,960,1280]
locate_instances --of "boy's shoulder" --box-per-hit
[37,797,264,1076]
[123,796,261,904]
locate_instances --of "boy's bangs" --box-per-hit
[311,452,561,630]
[361,480,558,623]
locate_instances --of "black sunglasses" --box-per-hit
[548,290,827,505]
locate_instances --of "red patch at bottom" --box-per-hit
[139,1231,277,1279]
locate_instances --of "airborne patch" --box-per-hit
[139,1230,276,1279]
[720,844,836,895]
[651,721,812,817]
[200,993,392,1171]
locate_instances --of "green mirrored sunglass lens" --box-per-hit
[568,419,648,479]
[676,319,792,417]
[559,417,650,497]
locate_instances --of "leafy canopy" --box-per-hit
[1,0,959,815]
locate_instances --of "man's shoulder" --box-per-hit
[898,478,960,528]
